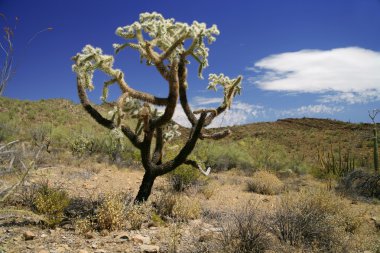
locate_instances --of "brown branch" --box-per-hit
[144,42,170,81]
[200,129,231,140]
[121,125,142,149]
[178,56,197,126]
[115,77,168,106]
[151,59,179,128]
[204,105,227,127]
[154,112,207,176]
[77,77,115,130]
[152,127,163,165]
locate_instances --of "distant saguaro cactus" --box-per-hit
[369,109,379,172]
[72,12,242,202]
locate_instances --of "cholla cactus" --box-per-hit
[72,12,242,202]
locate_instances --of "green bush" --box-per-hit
[195,142,255,171]
[168,165,205,192]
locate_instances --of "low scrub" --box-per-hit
[270,189,360,252]
[219,204,271,253]
[96,192,126,231]
[154,192,201,221]
[168,165,206,192]
[338,169,380,199]
[247,171,284,195]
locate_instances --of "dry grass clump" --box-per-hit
[96,192,126,231]
[247,170,284,195]
[154,192,201,221]
[270,188,360,252]
[74,217,93,234]
[219,204,271,253]
[125,202,152,230]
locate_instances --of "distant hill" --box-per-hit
[0,97,377,172]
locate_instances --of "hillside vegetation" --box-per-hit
[1,97,376,176]
[1,97,379,253]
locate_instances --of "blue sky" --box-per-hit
[1,0,380,125]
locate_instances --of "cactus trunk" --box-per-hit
[374,128,379,172]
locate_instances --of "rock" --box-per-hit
[95,249,107,253]
[140,245,159,253]
[100,229,109,236]
[37,250,50,253]
[132,234,151,244]
[40,233,48,238]
[23,230,36,240]
[117,232,130,241]
[85,231,95,239]
[199,232,213,242]
[209,227,223,232]
[371,216,380,230]
[78,250,89,253]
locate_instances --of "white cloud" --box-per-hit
[249,47,380,104]
[278,104,344,117]
[171,101,265,128]
[192,96,222,105]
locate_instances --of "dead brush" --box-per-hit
[154,192,201,222]
[219,203,271,253]
[95,192,126,231]
[270,188,360,252]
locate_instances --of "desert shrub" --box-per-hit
[0,121,18,142]
[96,192,126,231]
[125,202,152,230]
[271,189,359,252]
[247,171,284,195]
[220,205,271,253]
[74,217,93,234]
[29,124,52,147]
[195,142,255,171]
[154,192,201,221]
[168,165,206,192]
[338,169,380,199]
[33,182,70,227]
[154,192,177,217]
[172,195,201,221]
[70,134,97,157]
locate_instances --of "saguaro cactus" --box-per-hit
[369,109,379,172]
[72,12,242,202]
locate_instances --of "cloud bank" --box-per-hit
[171,98,265,128]
[249,47,380,104]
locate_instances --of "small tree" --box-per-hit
[72,12,242,202]
[369,109,379,172]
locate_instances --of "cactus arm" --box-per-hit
[151,127,164,165]
[184,160,211,176]
[120,125,142,149]
[77,77,115,130]
[159,32,188,61]
[178,56,197,126]
[151,58,179,128]
[374,128,379,171]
